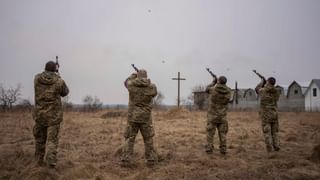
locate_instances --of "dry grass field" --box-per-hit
[0,109,320,180]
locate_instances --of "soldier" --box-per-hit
[255,77,280,152]
[121,69,158,167]
[33,61,69,168]
[205,76,231,155]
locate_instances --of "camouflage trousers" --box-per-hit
[261,121,280,152]
[121,121,157,163]
[33,123,60,166]
[206,120,228,154]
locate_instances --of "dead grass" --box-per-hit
[0,110,319,179]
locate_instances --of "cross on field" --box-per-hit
[172,72,186,107]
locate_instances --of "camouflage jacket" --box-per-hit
[33,71,69,126]
[257,83,280,122]
[207,83,231,123]
[125,75,157,123]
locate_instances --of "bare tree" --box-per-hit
[83,95,103,111]
[92,96,103,110]
[15,99,33,111]
[153,91,165,109]
[0,84,22,111]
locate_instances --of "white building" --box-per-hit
[305,79,320,112]
[193,79,319,111]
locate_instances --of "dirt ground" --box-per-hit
[0,109,319,180]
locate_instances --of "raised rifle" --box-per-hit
[253,70,265,79]
[206,68,217,79]
[253,69,266,86]
[131,64,139,72]
[56,56,60,73]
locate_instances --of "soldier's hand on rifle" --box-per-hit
[131,73,137,78]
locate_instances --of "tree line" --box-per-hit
[0,83,168,112]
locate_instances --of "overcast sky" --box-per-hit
[0,0,319,105]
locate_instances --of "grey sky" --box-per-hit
[0,0,319,105]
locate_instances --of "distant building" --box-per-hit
[305,79,320,112]
[276,85,288,110]
[193,80,316,111]
[285,81,307,111]
[231,88,258,110]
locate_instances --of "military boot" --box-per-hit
[274,146,280,151]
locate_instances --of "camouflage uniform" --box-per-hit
[33,71,69,166]
[121,72,158,165]
[256,82,280,152]
[206,82,231,154]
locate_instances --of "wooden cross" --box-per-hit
[235,81,238,104]
[172,72,186,107]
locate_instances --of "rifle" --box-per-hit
[252,70,264,79]
[206,68,217,79]
[252,70,266,80]
[131,64,139,72]
[253,69,266,86]
[55,56,60,73]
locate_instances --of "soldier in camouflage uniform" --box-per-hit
[121,69,158,167]
[205,76,231,155]
[255,77,280,152]
[33,61,69,168]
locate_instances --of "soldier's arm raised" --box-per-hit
[205,68,217,93]
[60,80,69,97]
[255,81,264,95]
[124,73,137,88]
[150,83,157,97]
[253,70,266,93]
[205,82,216,94]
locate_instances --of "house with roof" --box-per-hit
[285,81,307,111]
[231,88,258,110]
[305,79,320,112]
[192,80,312,111]
[275,85,288,110]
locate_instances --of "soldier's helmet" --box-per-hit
[45,61,56,72]
[267,77,276,85]
[218,76,227,85]
[137,69,148,78]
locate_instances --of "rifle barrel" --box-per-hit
[131,64,139,72]
[206,68,216,78]
[253,70,265,80]
[55,56,59,72]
